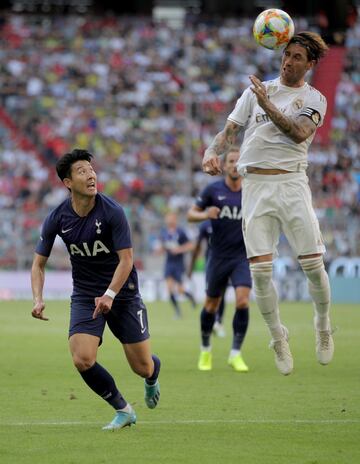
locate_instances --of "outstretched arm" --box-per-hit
[31,253,49,321]
[202,120,242,175]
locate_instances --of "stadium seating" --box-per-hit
[0,13,359,269]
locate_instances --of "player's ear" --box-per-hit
[306,59,315,72]
[63,177,72,189]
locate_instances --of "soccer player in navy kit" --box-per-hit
[31,149,160,430]
[187,148,251,372]
[187,220,227,337]
[158,211,196,318]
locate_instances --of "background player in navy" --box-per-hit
[187,148,251,372]
[158,211,196,318]
[31,149,161,431]
[187,220,227,337]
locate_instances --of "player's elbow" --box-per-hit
[291,127,312,144]
[294,136,306,144]
[187,210,197,223]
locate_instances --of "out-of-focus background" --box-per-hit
[0,0,359,301]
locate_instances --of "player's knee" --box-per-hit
[131,360,153,378]
[236,297,249,308]
[204,297,220,313]
[299,256,327,286]
[250,262,273,293]
[72,354,95,372]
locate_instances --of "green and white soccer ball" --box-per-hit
[253,9,295,50]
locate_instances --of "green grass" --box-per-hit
[0,299,359,464]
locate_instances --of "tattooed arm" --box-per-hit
[249,75,317,144]
[202,120,242,175]
[258,99,316,144]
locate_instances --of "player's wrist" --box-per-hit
[104,288,117,299]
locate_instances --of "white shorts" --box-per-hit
[241,172,326,259]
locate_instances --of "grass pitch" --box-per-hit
[0,299,359,464]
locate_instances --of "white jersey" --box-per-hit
[228,77,327,172]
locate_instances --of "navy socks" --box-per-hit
[80,362,127,410]
[232,308,249,351]
[146,354,161,385]
[200,308,216,347]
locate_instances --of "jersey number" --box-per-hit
[137,309,146,334]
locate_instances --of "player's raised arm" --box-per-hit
[31,253,49,321]
[93,247,134,319]
[249,75,317,144]
[202,120,242,175]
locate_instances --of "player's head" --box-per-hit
[56,149,97,196]
[165,211,178,229]
[223,147,240,181]
[281,32,328,86]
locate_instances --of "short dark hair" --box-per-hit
[285,31,329,63]
[56,149,93,181]
[223,146,240,163]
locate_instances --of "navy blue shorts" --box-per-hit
[69,296,150,344]
[164,262,184,283]
[206,255,252,298]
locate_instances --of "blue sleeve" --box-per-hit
[195,184,212,210]
[35,212,58,257]
[178,228,190,245]
[110,205,133,250]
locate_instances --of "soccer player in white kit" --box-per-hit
[202,31,334,375]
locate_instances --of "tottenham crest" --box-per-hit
[95,219,102,234]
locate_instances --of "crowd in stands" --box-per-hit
[0,11,359,269]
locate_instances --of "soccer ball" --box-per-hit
[253,9,295,50]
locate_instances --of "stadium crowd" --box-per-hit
[0,11,359,269]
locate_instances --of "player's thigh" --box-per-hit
[106,298,150,344]
[205,255,230,298]
[230,259,252,288]
[69,296,106,342]
[280,179,325,256]
[242,180,281,258]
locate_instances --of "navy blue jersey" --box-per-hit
[35,193,140,300]
[159,226,190,269]
[196,179,246,258]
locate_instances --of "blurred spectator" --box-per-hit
[0,12,359,269]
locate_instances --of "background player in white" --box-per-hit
[202,32,333,375]
[31,149,160,429]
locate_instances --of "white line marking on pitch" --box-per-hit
[1,419,359,426]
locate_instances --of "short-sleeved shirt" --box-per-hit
[228,77,327,172]
[159,226,190,270]
[195,179,247,259]
[35,193,140,300]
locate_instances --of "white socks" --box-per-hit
[118,403,133,414]
[299,257,331,331]
[250,261,283,340]
[201,345,211,352]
